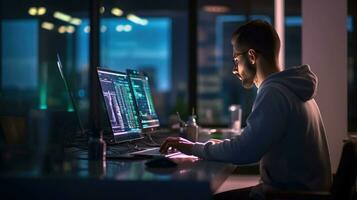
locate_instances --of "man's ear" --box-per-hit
[247,49,257,65]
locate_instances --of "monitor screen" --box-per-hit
[127,69,160,129]
[97,68,142,142]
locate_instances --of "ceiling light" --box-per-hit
[70,18,82,26]
[41,22,54,30]
[101,25,107,33]
[66,25,75,33]
[111,8,123,16]
[28,7,37,16]
[116,24,132,32]
[124,25,132,32]
[127,14,148,26]
[37,7,47,15]
[84,26,90,33]
[100,6,105,14]
[58,26,67,34]
[54,11,71,22]
[116,25,124,32]
[203,5,230,13]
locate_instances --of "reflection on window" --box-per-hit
[100,15,182,125]
[198,0,303,126]
[198,10,272,125]
[0,0,90,130]
[100,18,171,92]
[2,20,38,90]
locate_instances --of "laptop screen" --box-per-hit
[127,69,160,129]
[56,54,85,134]
[97,68,142,142]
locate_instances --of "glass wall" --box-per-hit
[196,0,302,126]
[285,0,302,68]
[0,0,329,132]
[0,0,90,137]
[99,0,189,125]
[197,0,273,126]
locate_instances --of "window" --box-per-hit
[99,0,189,125]
[348,0,357,131]
[197,0,274,126]
[0,0,90,126]
[285,0,302,68]
[196,0,302,126]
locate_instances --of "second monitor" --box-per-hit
[97,68,142,143]
[127,69,160,130]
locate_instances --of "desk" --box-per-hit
[0,157,235,199]
[0,132,237,200]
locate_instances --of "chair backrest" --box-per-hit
[330,138,357,200]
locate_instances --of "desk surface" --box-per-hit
[0,130,237,199]
[0,155,235,199]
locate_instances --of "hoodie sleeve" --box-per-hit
[192,85,289,164]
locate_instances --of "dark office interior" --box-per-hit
[0,0,356,199]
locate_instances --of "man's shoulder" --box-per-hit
[258,82,290,98]
[256,82,294,111]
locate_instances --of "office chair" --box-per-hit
[265,138,357,200]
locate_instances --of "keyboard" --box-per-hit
[106,145,180,159]
[130,147,180,157]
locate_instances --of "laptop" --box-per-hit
[97,68,179,157]
[56,54,86,136]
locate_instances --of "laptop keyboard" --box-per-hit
[130,147,162,155]
[106,145,180,158]
[66,130,180,159]
[106,145,139,156]
[130,147,180,157]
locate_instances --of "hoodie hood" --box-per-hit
[259,65,318,102]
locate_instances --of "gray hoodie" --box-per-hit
[192,65,332,195]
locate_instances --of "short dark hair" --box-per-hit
[231,20,280,63]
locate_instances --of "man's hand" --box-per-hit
[207,139,223,145]
[160,137,194,155]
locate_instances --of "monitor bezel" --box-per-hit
[126,69,160,130]
[96,67,143,143]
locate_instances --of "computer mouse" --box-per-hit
[145,157,178,168]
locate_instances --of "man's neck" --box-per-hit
[254,59,281,88]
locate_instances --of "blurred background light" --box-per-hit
[70,18,82,25]
[53,11,71,22]
[28,7,37,16]
[203,5,230,13]
[41,21,54,30]
[100,25,107,32]
[100,6,105,14]
[111,7,123,16]
[37,7,47,16]
[66,25,75,33]
[84,26,90,33]
[58,25,67,34]
[127,14,148,25]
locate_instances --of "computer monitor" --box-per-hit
[127,69,160,129]
[97,68,142,143]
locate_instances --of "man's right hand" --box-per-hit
[160,137,194,155]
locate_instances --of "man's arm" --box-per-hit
[160,86,289,164]
[191,86,289,164]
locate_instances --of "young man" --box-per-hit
[160,20,331,199]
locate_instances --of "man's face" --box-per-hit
[232,49,256,89]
